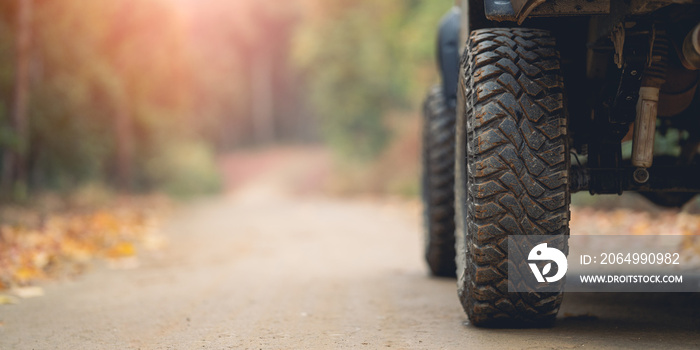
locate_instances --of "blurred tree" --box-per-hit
[294,0,448,159]
[180,0,305,148]
[0,0,208,197]
[250,6,276,144]
[1,0,32,199]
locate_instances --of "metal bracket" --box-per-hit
[570,165,700,194]
[609,26,651,125]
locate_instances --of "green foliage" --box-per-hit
[294,0,450,159]
[145,142,222,198]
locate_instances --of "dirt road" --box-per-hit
[2,150,700,349]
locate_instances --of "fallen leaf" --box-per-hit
[0,195,165,290]
[13,266,42,283]
[106,242,136,258]
[12,286,44,299]
[0,294,17,305]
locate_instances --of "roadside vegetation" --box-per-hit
[0,0,222,293]
[0,0,698,294]
[293,0,448,196]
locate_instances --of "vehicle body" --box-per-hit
[422,0,700,326]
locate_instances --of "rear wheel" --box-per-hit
[422,85,457,277]
[455,28,570,327]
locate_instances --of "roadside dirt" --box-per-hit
[1,147,699,349]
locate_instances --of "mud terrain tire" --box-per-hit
[422,86,457,277]
[455,28,570,327]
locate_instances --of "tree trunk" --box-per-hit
[114,93,134,191]
[250,49,274,144]
[2,0,33,197]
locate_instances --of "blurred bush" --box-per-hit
[325,112,421,197]
[145,142,221,198]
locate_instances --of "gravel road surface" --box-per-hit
[1,150,699,349]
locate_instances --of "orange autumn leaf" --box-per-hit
[13,266,42,283]
[107,242,136,258]
[0,196,166,291]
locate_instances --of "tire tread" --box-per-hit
[422,86,457,277]
[456,28,570,327]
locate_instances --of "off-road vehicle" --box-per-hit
[422,0,700,326]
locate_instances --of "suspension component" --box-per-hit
[633,167,650,183]
[632,86,660,168]
[631,29,669,171]
[570,165,700,194]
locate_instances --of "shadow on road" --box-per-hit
[464,292,700,348]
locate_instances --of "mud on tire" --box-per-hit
[422,86,457,277]
[455,28,570,327]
